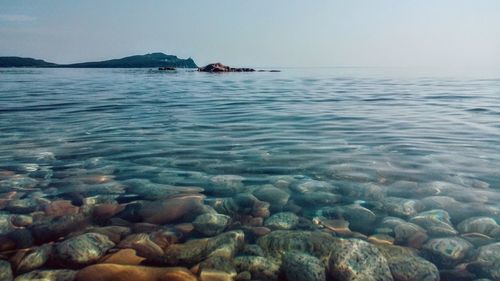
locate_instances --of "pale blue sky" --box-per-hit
[1,0,499,67]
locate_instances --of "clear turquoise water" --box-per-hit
[1,68,499,193]
[1,67,500,279]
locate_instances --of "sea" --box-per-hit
[0,67,499,280]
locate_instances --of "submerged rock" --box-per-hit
[198,256,237,281]
[253,186,290,211]
[327,238,393,281]
[377,244,440,281]
[54,233,115,266]
[0,259,13,281]
[393,222,428,249]
[193,213,230,236]
[381,197,420,218]
[457,217,500,238]
[14,269,76,281]
[282,251,326,281]
[472,242,500,281]
[234,256,281,281]
[118,233,164,260]
[75,264,197,281]
[423,237,473,267]
[409,209,458,237]
[138,194,205,224]
[163,230,244,266]
[264,212,299,230]
[257,230,337,260]
[13,244,52,274]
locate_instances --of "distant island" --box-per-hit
[0,52,197,68]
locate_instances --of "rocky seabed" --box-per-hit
[1,165,500,281]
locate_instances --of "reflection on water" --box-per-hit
[0,68,499,281]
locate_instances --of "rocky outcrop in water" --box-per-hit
[198,63,255,73]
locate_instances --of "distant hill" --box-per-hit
[0,56,57,67]
[65,53,197,68]
[0,53,197,68]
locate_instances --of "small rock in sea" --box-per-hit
[381,197,420,218]
[175,223,195,235]
[0,259,13,281]
[457,217,500,238]
[0,213,14,235]
[209,193,270,218]
[409,209,458,237]
[264,212,299,230]
[327,238,393,281]
[54,232,115,266]
[43,200,79,217]
[423,237,473,267]
[6,198,38,214]
[461,232,495,247]
[294,191,341,207]
[30,213,89,244]
[100,248,146,266]
[75,264,197,281]
[208,175,245,196]
[14,269,76,281]
[242,244,265,256]
[198,256,237,281]
[234,256,281,281]
[393,222,428,249]
[235,271,252,281]
[6,228,34,249]
[292,180,334,193]
[118,233,164,260]
[257,230,337,259]
[193,213,231,236]
[335,204,378,234]
[198,63,255,73]
[12,243,52,274]
[10,214,33,227]
[377,244,440,281]
[138,194,205,224]
[163,230,244,266]
[85,225,131,244]
[471,242,500,281]
[282,251,326,281]
[337,182,385,201]
[253,185,290,211]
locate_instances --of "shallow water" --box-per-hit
[1,67,500,280]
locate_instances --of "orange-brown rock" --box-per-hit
[44,200,79,217]
[118,233,164,259]
[100,249,145,265]
[139,195,205,225]
[93,203,125,220]
[75,264,198,281]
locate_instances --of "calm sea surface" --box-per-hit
[1,67,500,279]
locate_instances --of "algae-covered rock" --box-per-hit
[264,212,299,230]
[377,244,440,281]
[54,233,115,266]
[14,244,52,274]
[423,237,473,267]
[257,230,337,260]
[193,213,230,236]
[199,256,237,281]
[0,259,13,281]
[163,230,244,266]
[409,209,457,237]
[327,238,393,281]
[472,242,500,281]
[234,256,281,281]
[75,264,197,281]
[14,269,76,281]
[282,251,326,281]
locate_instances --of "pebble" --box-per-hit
[282,251,326,281]
[234,256,281,281]
[54,232,115,266]
[264,212,299,230]
[14,269,76,281]
[193,213,230,236]
[0,259,13,281]
[327,238,393,281]
[75,264,197,281]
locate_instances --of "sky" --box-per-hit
[1,0,499,67]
